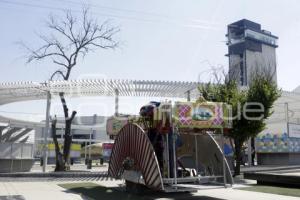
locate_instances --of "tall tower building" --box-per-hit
[226,19,278,86]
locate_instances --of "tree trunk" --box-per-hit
[53,92,77,171]
[229,138,235,170]
[63,111,77,170]
[234,139,243,176]
[51,118,65,171]
[251,137,256,166]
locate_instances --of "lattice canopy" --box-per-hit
[0,79,201,105]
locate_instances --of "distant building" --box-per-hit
[226,19,278,86]
[34,115,110,159]
[255,90,300,165]
[226,21,300,165]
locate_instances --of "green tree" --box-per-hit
[199,74,280,175]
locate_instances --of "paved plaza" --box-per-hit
[0,164,299,200]
[0,181,300,200]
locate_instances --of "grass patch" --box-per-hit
[237,185,300,197]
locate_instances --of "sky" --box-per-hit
[0,0,300,121]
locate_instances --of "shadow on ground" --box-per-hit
[59,182,226,200]
[0,195,25,200]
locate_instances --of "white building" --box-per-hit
[255,89,300,164]
[34,115,110,160]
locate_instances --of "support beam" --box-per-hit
[285,102,290,136]
[247,138,252,167]
[195,135,199,173]
[221,129,227,187]
[84,141,87,160]
[43,91,51,173]
[61,128,64,140]
[114,89,119,116]
[186,90,191,102]
[166,135,170,178]
[89,131,92,159]
[173,130,177,189]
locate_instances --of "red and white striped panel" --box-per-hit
[108,123,164,191]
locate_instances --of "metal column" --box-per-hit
[61,128,64,140]
[115,89,119,116]
[173,130,177,189]
[285,102,290,136]
[166,135,170,178]
[195,135,199,173]
[89,115,97,160]
[187,90,191,102]
[20,143,23,172]
[221,129,227,187]
[43,91,51,173]
[84,141,87,160]
[89,131,92,159]
[10,143,13,173]
[247,138,252,167]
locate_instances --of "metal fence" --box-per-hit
[0,143,34,173]
[0,143,34,159]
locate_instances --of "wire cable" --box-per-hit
[0,0,217,30]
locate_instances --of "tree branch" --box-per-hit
[22,7,119,71]
[47,14,77,45]
[50,70,66,80]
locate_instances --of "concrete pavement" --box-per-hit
[1,164,300,200]
[0,182,83,200]
[196,187,300,200]
[0,181,299,200]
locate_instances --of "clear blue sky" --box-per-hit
[0,0,300,120]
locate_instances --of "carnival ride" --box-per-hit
[107,99,234,192]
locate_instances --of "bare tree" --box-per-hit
[22,8,119,171]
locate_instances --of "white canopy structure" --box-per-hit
[0,79,201,172]
[0,79,200,106]
[0,79,201,133]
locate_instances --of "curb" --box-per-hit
[0,171,107,178]
[241,165,300,173]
